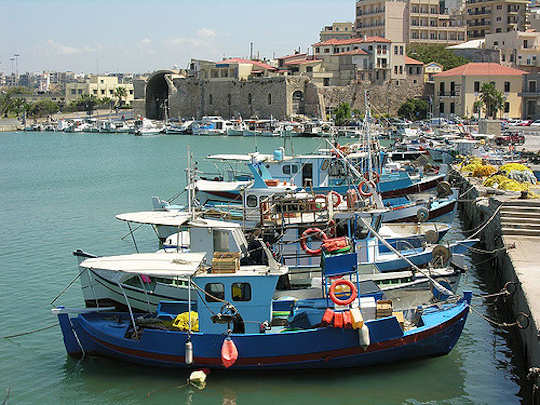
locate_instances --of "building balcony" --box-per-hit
[468,21,490,27]
[468,9,491,15]
[438,91,460,97]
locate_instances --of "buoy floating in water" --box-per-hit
[221,337,238,368]
[189,369,210,390]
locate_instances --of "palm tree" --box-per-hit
[479,82,505,119]
[114,87,127,108]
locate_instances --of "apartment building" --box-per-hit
[465,0,529,39]
[522,71,540,119]
[65,75,134,105]
[312,36,408,83]
[433,62,526,118]
[320,22,355,41]
[355,0,466,44]
[484,31,540,71]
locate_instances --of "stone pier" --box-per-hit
[450,168,540,398]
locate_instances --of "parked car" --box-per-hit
[518,120,533,126]
[530,120,540,127]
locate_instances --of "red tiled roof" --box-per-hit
[434,63,526,77]
[404,56,423,65]
[334,49,369,56]
[284,58,322,65]
[277,53,307,60]
[312,36,391,46]
[221,58,277,71]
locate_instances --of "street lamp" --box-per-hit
[13,54,20,77]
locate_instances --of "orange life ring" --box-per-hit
[329,279,358,306]
[358,180,376,198]
[300,228,328,255]
[363,171,380,184]
[328,191,342,208]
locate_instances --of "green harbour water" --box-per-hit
[0,131,530,404]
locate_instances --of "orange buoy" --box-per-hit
[343,310,353,329]
[300,228,328,256]
[321,308,334,326]
[334,311,344,328]
[221,337,238,368]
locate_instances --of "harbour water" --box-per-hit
[0,131,531,404]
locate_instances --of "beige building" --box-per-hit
[433,62,526,118]
[465,0,529,39]
[484,31,540,71]
[65,75,134,105]
[312,36,407,83]
[320,22,355,41]
[424,61,443,82]
[355,0,466,44]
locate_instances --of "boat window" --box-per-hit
[213,230,229,251]
[291,165,298,174]
[231,283,251,301]
[246,195,258,207]
[205,283,224,302]
[282,165,291,175]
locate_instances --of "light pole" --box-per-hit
[13,54,20,77]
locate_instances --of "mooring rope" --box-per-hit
[466,203,503,240]
[2,323,58,339]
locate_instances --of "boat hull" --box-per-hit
[57,298,469,370]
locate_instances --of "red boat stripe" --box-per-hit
[85,307,468,366]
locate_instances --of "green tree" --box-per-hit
[406,44,469,71]
[99,97,114,110]
[472,100,484,117]
[114,87,127,107]
[77,94,98,115]
[397,98,429,121]
[334,102,351,126]
[30,99,59,118]
[479,82,505,119]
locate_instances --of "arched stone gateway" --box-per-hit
[292,90,304,115]
[145,70,179,120]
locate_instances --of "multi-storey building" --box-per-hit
[521,71,540,118]
[320,22,355,41]
[484,31,540,71]
[355,0,466,44]
[433,62,525,118]
[465,0,529,39]
[65,75,134,105]
[312,36,407,83]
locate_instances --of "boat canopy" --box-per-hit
[115,211,192,226]
[80,252,206,277]
[207,153,274,162]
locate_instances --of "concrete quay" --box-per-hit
[450,168,540,396]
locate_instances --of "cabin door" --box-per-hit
[302,163,313,188]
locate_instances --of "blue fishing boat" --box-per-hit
[55,249,472,370]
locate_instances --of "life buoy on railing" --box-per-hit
[358,180,376,198]
[328,191,342,208]
[300,228,328,255]
[363,171,380,184]
[329,279,358,306]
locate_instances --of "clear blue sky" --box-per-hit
[0,0,354,74]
